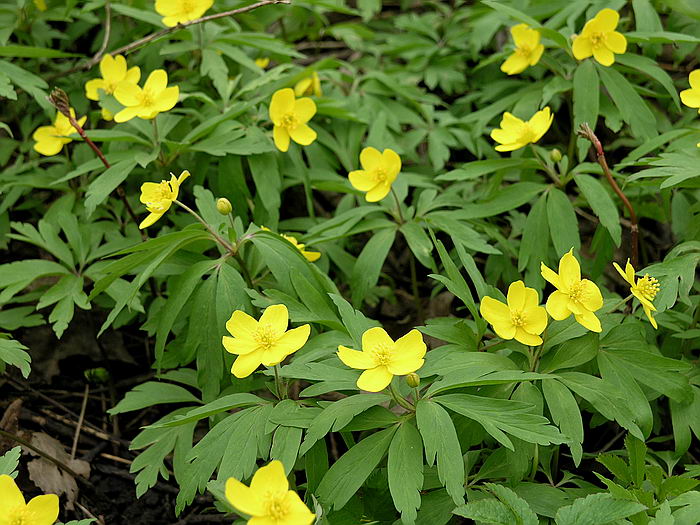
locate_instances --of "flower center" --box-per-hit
[510,311,526,327]
[9,507,32,525]
[281,113,298,130]
[590,32,605,48]
[254,324,277,351]
[141,89,155,108]
[516,44,532,56]
[518,124,538,144]
[265,496,289,520]
[636,274,660,301]
[372,343,392,366]
[374,168,388,183]
[568,281,587,303]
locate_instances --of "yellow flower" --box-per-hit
[490,107,553,152]
[480,280,548,346]
[225,460,315,525]
[269,88,317,152]
[113,69,179,123]
[33,0,47,11]
[223,304,311,379]
[680,70,700,114]
[282,234,321,262]
[572,8,627,67]
[500,24,544,75]
[85,54,141,101]
[541,249,603,333]
[255,57,271,69]
[348,147,401,202]
[0,474,59,525]
[613,259,661,329]
[155,0,213,27]
[139,170,190,229]
[101,108,114,121]
[294,72,322,97]
[32,109,86,156]
[337,327,426,392]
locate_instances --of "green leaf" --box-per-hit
[109,382,201,415]
[388,422,424,524]
[0,336,31,378]
[455,483,538,525]
[573,60,600,160]
[615,53,681,111]
[270,425,303,475]
[316,425,397,511]
[540,332,599,373]
[546,188,580,255]
[350,226,397,306]
[328,293,379,349]
[0,446,21,477]
[574,174,622,246]
[0,44,82,58]
[624,31,700,44]
[554,493,647,525]
[542,379,584,466]
[436,159,540,182]
[427,369,551,396]
[149,393,265,428]
[461,183,544,220]
[416,399,465,505]
[481,0,539,27]
[518,192,548,272]
[84,160,138,217]
[400,220,434,270]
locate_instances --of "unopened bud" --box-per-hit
[216,198,233,215]
[405,373,420,388]
[48,87,71,118]
[549,148,562,162]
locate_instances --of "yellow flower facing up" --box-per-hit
[85,54,140,102]
[541,249,604,333]
[348,147,401,202]
[225,460,315,525]
[572,8,627,67]
[294,71,322,97]
[490,107,553,152]
[500,24,544,75]
[155,0,213,27]
[139,170,190,229]
[113,69,179,123]
[282,234,321,262]
[337,327,426,392]
[223,304,311,379]
[32,109,86,156]
[0,474,59,525]
[613,259,661,329]
[480,280,548,346]
[255,57,271,69]
[269,88,317,152]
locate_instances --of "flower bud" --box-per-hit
[549,148,562,162]
[405,373,420,388]
[216,198,233,215]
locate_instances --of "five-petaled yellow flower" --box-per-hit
[572,8,627,67]
[480,280,548,346]
[225,460,315,525]
[223,304,311,378]
[491,107,553,152]
[282,234,321,262]
[294,71,322,97]
[114,69,179,123]
[85,54,140,102]
[337,327,426,392]
[269,88,317,152]
[348,147,401,202]
[155,0,213,27]
[32,109,86,156]
[541,249,603,333]
[255,57,271,69]
[613,260,661,329]
[0,474,59,525]
[501,24,544,75]
[139,170,190,229]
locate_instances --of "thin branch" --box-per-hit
[71,383,90,460]
[577,123,639,267]
[94,1,112,61]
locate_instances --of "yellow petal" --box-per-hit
[680,88,700,108]
[572,35,593,60]
[138,212,163,229]
[293,97,316,123]
[362,327,394,352]
[250,460,288,495]
[155,86,179,112]
[101,54,126,82]
[546,290,572,320]
[558,249,580,286]
[294,77,312,97]
[529,107,553,142]
[222,335,258,356]
[33,135,65,156]
[360,147,382,171]
[270,88,295,125]
[523,305,547,335]
[25,494,59,525]
[574,309,602,333]
[510,24,533,47]
[338,346,375,369]
[381,148,402,178]
[273,125,291,152]
[643,305,658,329]
[232,352,263,378]
[126,66,141,84]
[282,490,316,525]
[389,329,426,374]
[491,322,517,340]
[144,69,168,93]
[529,44,544,66]
[289,123,317,146]
[500,53,529,75]
[689,70,700,90]
[507,280,528,311]
[348,170,376,192]
[0,475,25,513]
[114,82,142,107]
[480,296,511,326]
[365,182,392,202]
[114,106,140,123]
[594,8,620,32]
[357,366,393,392]
[302,249,321,262]
[259,304,289,335]
[632,290,655,311]
[579,279,603,312]
[540,262,562,290]
[612,261,632,286]
[593,46,615,67]
[177,169,190,186]
[606,31,627,54]
[273,324,311,357]
[225,477,265,517]
[514,328,542,346]
[85,78,105,100]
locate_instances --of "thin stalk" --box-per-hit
[233,251,255,290]
[409,253,423,324]
[152,116,159,146]
[390,187,405,224]
[530,444,539,480]
[530,145,562,186]
[173,199,235,253]
[388,382,414,411]
[274,364,286,400]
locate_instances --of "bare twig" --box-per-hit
[71,383,90,460]
[577,123,639,267]
[94,1,112,62]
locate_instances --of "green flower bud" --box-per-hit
[550,148,562,162]
[216,198,233,215]
[405,372,420,388]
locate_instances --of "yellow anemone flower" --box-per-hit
[223,304,311,378]
[572,8,627,67]
[32,109,86,156]
[269,88,317,152]
[348,147,401,202]
[480,280,548,346]
[155,0,213,27]
[281,234,321,262]
[541,249,603,333]
[500,24,544,75]
[255,57,271,69]
[613,259,661,329]
[225,460,315,525]
[113,69,179,123]
[139,170,190,229]
[85,54,140,101]
[0,474,59,525]
[680,70,700,114]
[490,107,553,152]
[337,327,426,392]
[294,71,322,97]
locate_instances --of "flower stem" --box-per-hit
[409,253,423,324]
[390,187,405,224]
[530,145,562,186]
[274,364,286,400]
[173,199,235,253]
[388,381,414,411]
